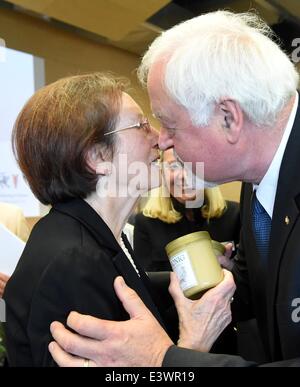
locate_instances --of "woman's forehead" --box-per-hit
[121,92,143,116]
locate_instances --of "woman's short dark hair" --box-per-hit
[12,73,127,205]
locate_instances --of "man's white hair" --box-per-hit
[138,11,299,127]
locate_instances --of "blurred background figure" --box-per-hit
[133,148,241,355]
[0,202,30,297]
[0,202,30,243]
[134,149,241,272]
[0,202,29,366]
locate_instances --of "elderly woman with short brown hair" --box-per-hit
[4,73,164,366]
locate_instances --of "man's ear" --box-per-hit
[219,99,244,144]
[86,145,111,176]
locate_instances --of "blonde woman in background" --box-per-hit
[134,148,240,272]
[133,148,241,355]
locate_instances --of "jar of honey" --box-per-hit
[165,231,224,299]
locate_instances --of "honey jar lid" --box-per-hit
[165,231,211,257]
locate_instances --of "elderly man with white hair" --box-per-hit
[50,11,300,367]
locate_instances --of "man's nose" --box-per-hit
[158,128,174,151]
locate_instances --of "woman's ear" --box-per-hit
[86,145,111,176]
[219,99,244,144]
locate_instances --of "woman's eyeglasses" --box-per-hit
[104,118,151,136]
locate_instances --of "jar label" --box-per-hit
[170,250,197,291]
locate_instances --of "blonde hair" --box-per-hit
[143,186,227,224]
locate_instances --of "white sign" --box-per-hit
[0,223,25,276]
[0,38,6,63]
[0,142,40,217]
[0,47,45,216]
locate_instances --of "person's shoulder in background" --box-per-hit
[225,201,240,218]
[223,200,241,244]
[207,200,241,250]
[134,212,170,243]
[0,203,30,242]
[222,201,240,225]
[135,211,165,228]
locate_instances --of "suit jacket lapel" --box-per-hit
[113,243,166,329]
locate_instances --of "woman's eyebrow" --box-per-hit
[124,112,143,123]
[132,112,144,120]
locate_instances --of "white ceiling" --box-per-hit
[4,0,300,55]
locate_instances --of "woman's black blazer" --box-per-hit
[4,199,165,366]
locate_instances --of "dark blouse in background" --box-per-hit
[134,200,241,272]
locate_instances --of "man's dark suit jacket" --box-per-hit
[3,199,166,367]
[163,99,300,367]
[134,200,240,272]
